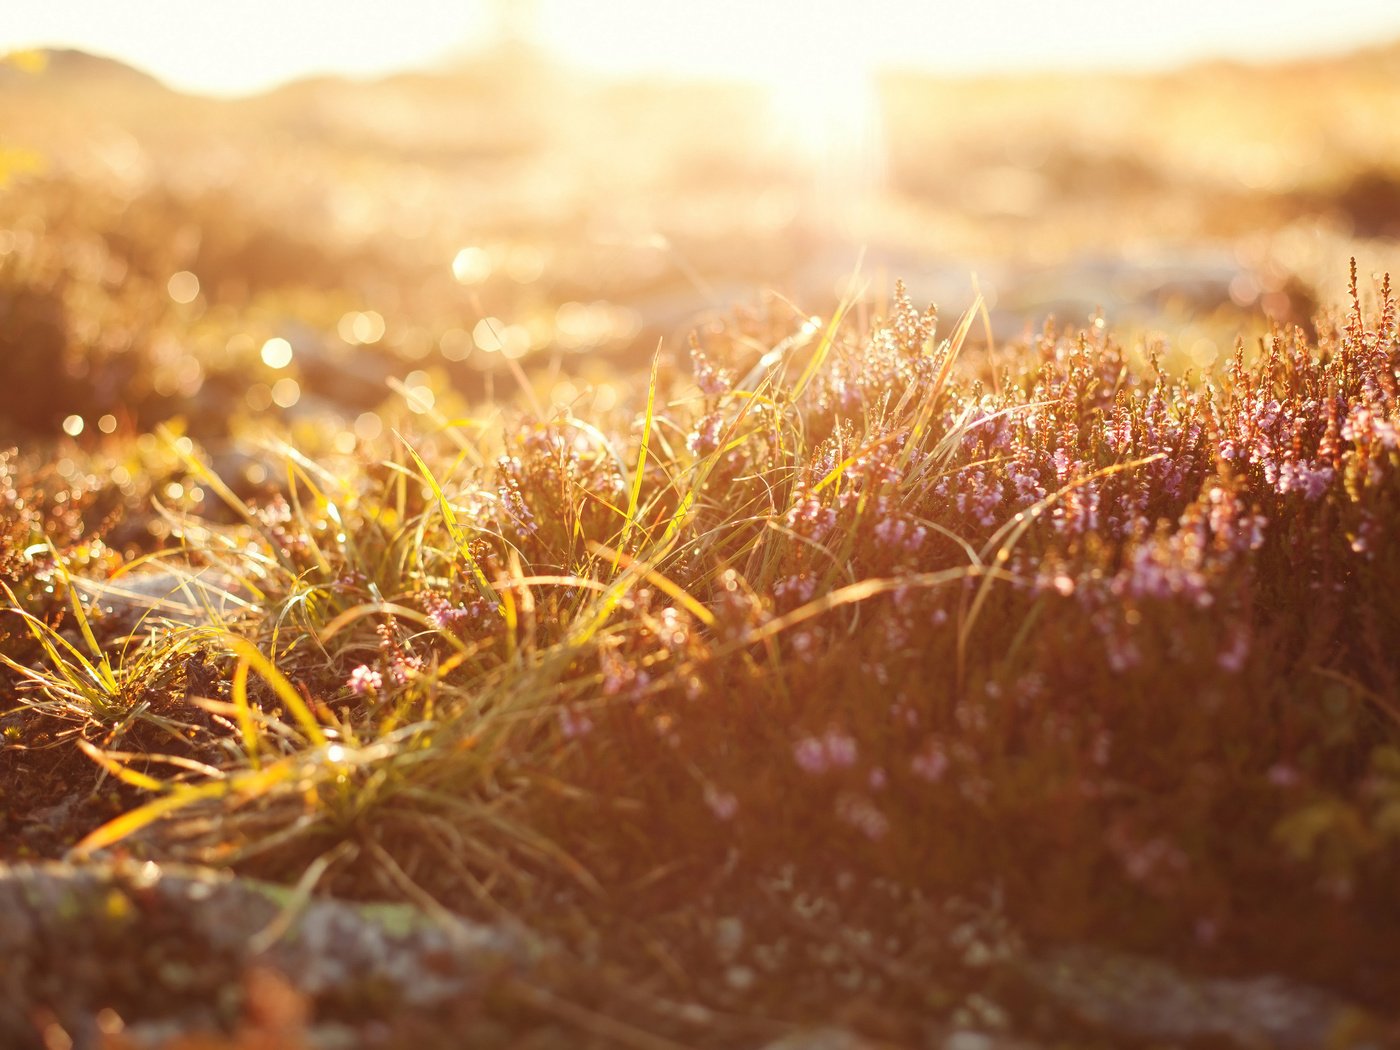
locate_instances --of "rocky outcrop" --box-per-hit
[0,860,539,1048]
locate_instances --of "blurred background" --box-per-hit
[3,0,1400,446]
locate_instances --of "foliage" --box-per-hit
[3,268,1399,1041]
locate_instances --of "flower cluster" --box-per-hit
[793,729,859,775]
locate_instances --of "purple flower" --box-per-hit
[911,739,948,782]
[835,793,889,840]
[558,707,594,740]
[347,665,383,696]
[793,736,829,775]
[823,729,858,769]
[704,785,739,821]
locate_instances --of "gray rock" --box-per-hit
[0,859,540,1046]
[760,1028,881,1050]
[1023,943,1384,1050]
[938,1032,1042,1050]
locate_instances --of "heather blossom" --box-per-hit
[704,784,739,821]
[910,738,949,782]
[689,336,734,396]
[1275,459,1335,501]
[835,792,890,840]
[347,664,382,696]
[792,729,859,775]
[687,410,725,456]
[558,707,594,740]
[793,736,829,774]
[784,489,837,544]
[773,573,818,612]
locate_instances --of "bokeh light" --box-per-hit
[167,270,200,304]
[260,338,294,369]
[270,377,301,408]
[451,247,492,285]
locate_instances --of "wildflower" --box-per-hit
[952,468,1003,528]
[375,620,424,684]
[558,707,594,740]
[1104,632,1141,673]
[835,792,889,840]
[1107,822,1188,888]
[1217,628,1249,673]
[601,649,652,699]
[773,573,818,611]
[1008,460,1046,503]
[704,785,739,821]
[1275,459,1334,501]
[687,410,725,456]
[347,664,382,696]
[793,736,829,775]
[423,592,483,631]
[910,738,948,782]
[823,729,858,769]
[784,494,837,545]
[689,337,733,396]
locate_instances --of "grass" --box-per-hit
[3,262,1399,1043]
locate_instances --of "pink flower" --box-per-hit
[705,785,739,821]
[793,731,859,774]
[793,736,829,775]
[558,707,594,740]
[835,793,889,840]
[1217,629,1249,673]
[347,665,383,696]
[911,739,948,782]
[823,730,858,769]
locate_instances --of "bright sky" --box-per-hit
[4,0,1400,96]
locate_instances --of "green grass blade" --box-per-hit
[400,434,499,604]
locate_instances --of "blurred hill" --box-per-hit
[0,47,171,92]
[2,40,1399,435]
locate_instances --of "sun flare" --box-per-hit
[764,59,883,185]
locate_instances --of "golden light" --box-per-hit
[167,270,200,304]
[260,337,294,369]
[270,377,301,408]
[354,412,384,441]
[440,328,473,361]
[5,1,1398,99]
[472,318,505,353]
[403,371,435,413]
[338,311,386,345]
[451,247,492,285]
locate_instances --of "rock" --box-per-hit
[760,1028,882,1050]
[938,1032,1042,1050]
[1022,944,1385,1050]
[0,860,540,1048]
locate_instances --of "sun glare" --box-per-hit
[5,0,1400,97]
[765,60,884,192]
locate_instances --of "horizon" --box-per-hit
[5,1,1400,98]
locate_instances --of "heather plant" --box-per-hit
[3,268,1399,1041]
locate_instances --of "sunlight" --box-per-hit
[6,0,1400,96]
[763,58,884,195]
